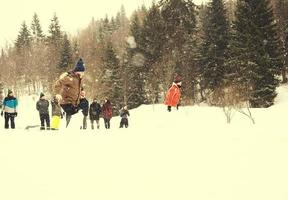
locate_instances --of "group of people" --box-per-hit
[0,57,181,130]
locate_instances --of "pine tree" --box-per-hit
[229,0,283,107]
[101,41,122,112]
[141,2,166,103]
[47,13,62,47]
[199,0,230,92]
[31,13,44,43]
[274,0,288,82]
[59,34,73,70]
[124,14,147,109]
[15,21,32,52]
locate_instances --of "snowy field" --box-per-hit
[1,85,288,200]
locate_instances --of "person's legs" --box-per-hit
[46,114,50,130]
[40,114,45,130]
[96,120,100,129]
[10,115,15,129]
[4,113,9,129]
[167,106,171,112]
[83,115,87,130]
[91,119,94,130]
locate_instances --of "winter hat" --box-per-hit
[73,58,85,72]
[40,92,45,98]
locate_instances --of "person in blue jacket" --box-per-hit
[1,89,18,129]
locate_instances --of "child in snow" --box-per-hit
[1,89,18,129]
[78,90,89,130]
[51,95,62,130]
[89,98,101,129]
[119,106,130,128]
[36,92,50,130]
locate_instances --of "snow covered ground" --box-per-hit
[1,85,288,200]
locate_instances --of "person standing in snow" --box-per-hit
[89,98,101,130]
[164,74,182,112]
[36,92,50,130]
[51,95,62,130]
[1,89,18,129]
[53,58,85,128]
[119,106,130,128]
[78,90,89,130]
[102,99,112,129]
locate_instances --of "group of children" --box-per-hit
[36,92,130,131]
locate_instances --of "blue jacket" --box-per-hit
[3,96,18,113]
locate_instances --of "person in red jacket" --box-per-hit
[165,75,182,112]
[102,99,113,129]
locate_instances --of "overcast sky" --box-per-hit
[0,0,205,49]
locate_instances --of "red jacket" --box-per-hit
[102,101,113,119]
[165,83,181,107]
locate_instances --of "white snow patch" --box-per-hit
[1,85,288,200]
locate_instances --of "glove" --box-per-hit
[1,111,3,116]
[14,112,17,117]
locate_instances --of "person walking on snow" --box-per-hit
[119,106,130,128]
[51,95,63,130]
[89,98,101,129]
[1,89,18,129]
[78,90,89,130]
[36,92,50,130]
[54,58,85,128]
[164,74,182,112]
[102,99,112,129]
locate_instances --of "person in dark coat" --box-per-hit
[119,106,130,128]
[89,98,101,129]
[36,92,50,130]
[1,89,18,129]
[78,90,89,129]
[54,58,85,127]
[102,99,112,129]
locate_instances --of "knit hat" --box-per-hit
[73,58,85,72]
[40,92,45,98]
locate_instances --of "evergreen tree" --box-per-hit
[125,14,147,109]
[141,2,166,103]
[199,0,230,92]
[59,34,73,70]
[47,13,62,47]
[31,13,44,43]
[274,0,288,82]
[15,22,32,52]
[101,41,122,112]
[229,0,283,107]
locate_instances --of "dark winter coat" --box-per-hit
[51,99,62,117]
[53,71,83,106]
[102,101,112,119]
[89,102,101,120]
[120,109,130,119]
[36,98,49,115]
[79,98,89,116]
